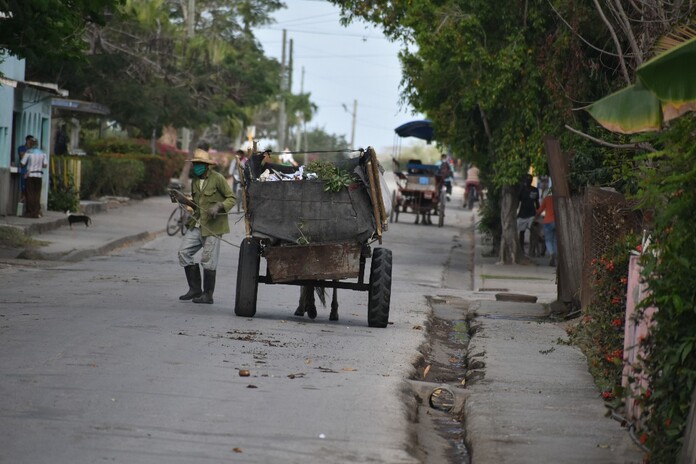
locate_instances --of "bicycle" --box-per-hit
[166,202,192,236]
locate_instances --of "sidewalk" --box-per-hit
[0,196,171,262]
[462,211,644,463]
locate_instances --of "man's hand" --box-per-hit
[170,189,195,208]
[207,202,224,218]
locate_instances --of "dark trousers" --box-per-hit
[25,177,42,218]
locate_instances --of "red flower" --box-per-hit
[605,261,615,272]
[645,389,652,399]
[611,318,623,327]
[639,433,648,444]
[635,244,643,253]
[620,277,628,285]
[611,296,622,305]
[612,348,623,358]
[602,391,614,400]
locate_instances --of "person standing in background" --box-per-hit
[16,135,33,204]
[279,147,298,167]
[436,154,454,201]
[54,125,69,155]
[21,137,47,218]
[536,188,556,266]
[517,173,540,255]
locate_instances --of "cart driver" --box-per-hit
[172,146,236,304]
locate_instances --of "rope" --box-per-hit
[262,148,364,156]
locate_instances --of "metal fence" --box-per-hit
[580,186,644,310]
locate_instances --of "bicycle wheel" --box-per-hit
[166,207,182,236]
[180,210,190,235]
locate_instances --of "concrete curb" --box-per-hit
[16,231,160,262]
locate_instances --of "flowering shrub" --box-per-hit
[633,115,696,462]
[566,234,639,402]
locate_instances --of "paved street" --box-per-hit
[0,189,468,463]
[0,179,643,463]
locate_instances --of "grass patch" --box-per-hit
[0,226,49,248]
[480,274,549,281]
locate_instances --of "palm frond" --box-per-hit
[654,24,696,54]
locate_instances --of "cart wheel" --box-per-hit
[367,248,392,328]
[438,192,446,227]
[235,238,260,317]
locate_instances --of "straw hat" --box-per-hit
[192,149,215,165]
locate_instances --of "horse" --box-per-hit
[294,285,339,321]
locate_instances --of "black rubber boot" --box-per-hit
[193,269,216,304]
[179,264,202,300]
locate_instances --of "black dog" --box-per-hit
[66,212,92,229]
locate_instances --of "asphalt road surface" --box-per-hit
[0,192,474,463]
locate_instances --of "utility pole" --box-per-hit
[350,99,357,149]
[286,38,294,149]
[182,0,195,152]
[277,29,288,152]
[343,99,358,149]
[178,0,196,185]
[295,66,306,164]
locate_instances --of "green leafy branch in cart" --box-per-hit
[306,161,357,193]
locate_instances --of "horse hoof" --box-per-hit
[294,308,305,317]
[307,307,318,320]
[329,311,339,321]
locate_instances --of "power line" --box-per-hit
[258,26,386,40]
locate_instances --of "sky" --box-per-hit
[253,0,427,155]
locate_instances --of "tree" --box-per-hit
[26,0,284,139]
[0,0,124,64]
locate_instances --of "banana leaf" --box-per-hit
[585,83,663,134]
[637,37,696,122]
[586,35,696,133]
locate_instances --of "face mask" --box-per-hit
[192,164,207,177]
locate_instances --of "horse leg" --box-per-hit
[329,287,339,321]
[294,286,308,316]
[295,286,318,319]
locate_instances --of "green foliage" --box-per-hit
[566,234,638,397]
[631,115,696,461]
[85,138,151,156]
[80,155,146,198]
[82,138,186,195]
[24,0,283,137]
[0,0,123,63]
[306,160,357,192]
[0,226,48,248]
[48,173,80,213]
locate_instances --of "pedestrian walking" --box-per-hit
[517,173,540,255]
[535,188,556,266]
[20,137,47,218]
[172,147,236,304]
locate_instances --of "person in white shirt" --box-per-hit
[20,137,47,218]
[279,147,298,167]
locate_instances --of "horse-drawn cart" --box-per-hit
[233,147,393,327]
[390,161,446,227]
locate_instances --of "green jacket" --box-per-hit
[189,169,236,237]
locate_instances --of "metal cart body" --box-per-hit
[233,148,393,327]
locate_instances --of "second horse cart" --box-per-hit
[390,161,446,227]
